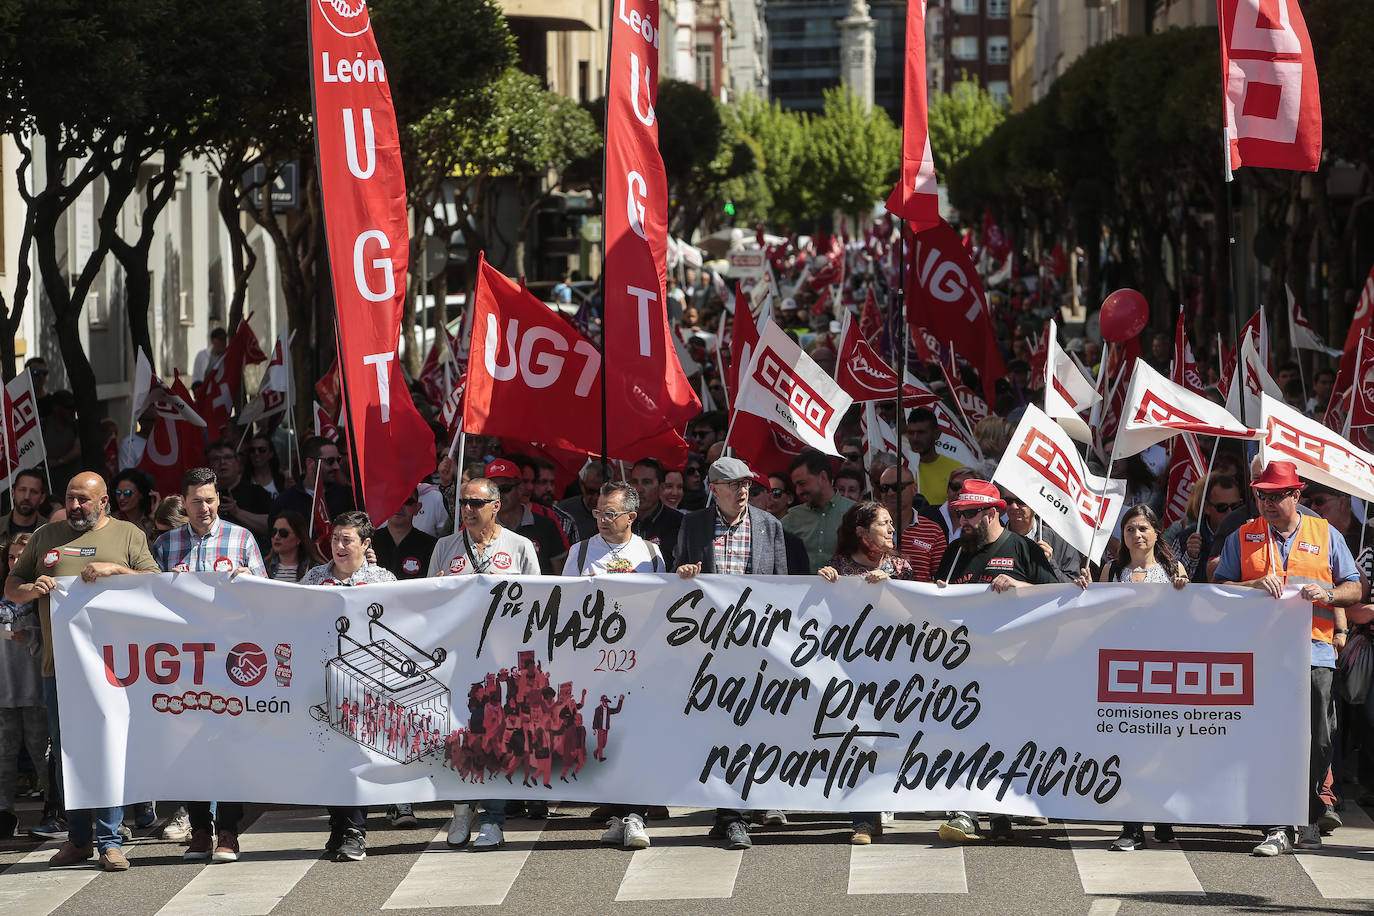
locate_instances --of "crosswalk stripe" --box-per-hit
[0,841,139,916]
[1295,802,1374,899]
[156,810,328,916]
[1067,825,1204,896]
[847,818,967,895]
[382,812,546,909]
[615,808,742,901]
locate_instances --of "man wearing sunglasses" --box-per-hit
[877,465,945,583]
[934,478,1058,845]
[371,488,435,581]
[1213,461,1360,857]
[272,436,356,522]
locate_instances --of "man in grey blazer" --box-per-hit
[674,456,788,850]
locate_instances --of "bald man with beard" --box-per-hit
[5,472,159,872]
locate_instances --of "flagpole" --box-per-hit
[309,460,323,539]
[597,3,614,470]
[895,219,909,549]
[1194,435,1221,541]
[944,343,976,435]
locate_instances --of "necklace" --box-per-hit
[602,535,633,572]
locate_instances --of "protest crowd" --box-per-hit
[2,213,1373,873]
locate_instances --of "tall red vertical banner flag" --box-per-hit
[1217,0,1321,176]
[885,0,938,229]
[603,0,700,454]
[309,0,432,524]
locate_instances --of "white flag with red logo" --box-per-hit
[1338,264,1374,393]
[1160,434,1208,530]
[313,401,340,443]
[836,311,940,406]
[1286,286,1341,357]
[131,350,207,429]
[932,397,982,468]
[1260,394,1374,503]
[1043,319,1100,444]
[238,329,294,429]
[2,372,46,489]
[861,401,919,471]
[993,405,1126,564]
[1345,334,1374,430]
[1225,329,1284,424]
[734,321,853,457]
[1219,0,1321,177]
[884,0,938,230]
[1116,360,1260,459]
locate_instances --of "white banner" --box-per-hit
[993,405,1126,564]
[53,574,1308,826]
[736,321,852,456]
[1117,360,1258,459]
[1259,393,1374,502]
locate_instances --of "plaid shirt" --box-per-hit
[154,518,266,576]
[712,509,752,575]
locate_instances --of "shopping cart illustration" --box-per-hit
[309,603,450,764]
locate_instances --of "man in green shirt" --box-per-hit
[906,407,965,508]
[5,472,159,872]
[784,450,855,573]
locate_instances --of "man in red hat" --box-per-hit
[1213,460,1360,857]
[934,478,1059,845]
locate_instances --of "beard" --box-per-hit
[68,505,103,532]
[965,516,993,549]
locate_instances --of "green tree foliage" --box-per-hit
[721,93,807,227]
[927,79,1007,178]
[808,87,902,217]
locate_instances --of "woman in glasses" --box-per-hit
[110,468,159,546]
[266,511,318,582]
[243,435,284,498]
[817,500,913,846]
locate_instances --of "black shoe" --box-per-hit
[1153,824,1175,843]
[0,809,16,839]
[336,827,366,862]
[1317,805,1342,834]
[525,801,549,820]
[324,826,344,856]
[725,822,753,849]
[1110,830,1146,851]
[708,822,726,840]
[988,815,1014,841]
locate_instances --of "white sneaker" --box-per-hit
[471,822,504,849]
[622,813,650,849]
[763,810,788,826]
[162,807,191,842]
[447,804,476,847]
[600,817,625,846]
[880,811,895,825]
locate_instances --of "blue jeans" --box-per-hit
[477,800,506,826]
[44,676,123,851]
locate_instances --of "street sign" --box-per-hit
[728,250,765,278]
[245,162,300,211]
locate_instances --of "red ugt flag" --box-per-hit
[1218,0,1321,175]
[310,0,434,525]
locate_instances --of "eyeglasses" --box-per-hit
[769,487,787,498]
[320,456,342,466]
[1254,489,1297,503]
[712,479,749,491]
[954,507,988,521]
[841,452,862,462]
[877,482,911,494]
[247,446,270,455]
[1004,497,1026,507]
[591,509,630,521]
[1210,500,1245,512]
[458,497,496,509]
[113,488,136,498]
[271,527,293,538]
[30,369,47,377]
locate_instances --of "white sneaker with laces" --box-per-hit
[447,804,476,847]
[622,813,650,849]
[600,817,625,846]
[162,808,191,842]
[1252,828,1293,857]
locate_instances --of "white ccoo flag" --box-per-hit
[1115,359,1258,459]
[734,321,853,456]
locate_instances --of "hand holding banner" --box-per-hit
[993,405,1126,564]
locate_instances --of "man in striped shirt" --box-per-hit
[877,465,946,583]
[153,467,266,864]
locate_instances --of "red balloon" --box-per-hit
[1099,289,1149,342]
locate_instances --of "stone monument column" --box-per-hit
[838,0,876,110]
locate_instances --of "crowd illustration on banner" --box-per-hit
[5,0,1374,882]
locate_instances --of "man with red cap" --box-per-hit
[1213,460,1359,857]
[934,478,1059,844]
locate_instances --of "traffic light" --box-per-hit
[723,200,735,216]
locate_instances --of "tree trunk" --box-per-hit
[216,147,259,334]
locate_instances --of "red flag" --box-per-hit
[1171,312,1204,393]
[1161,434,1208,529]
[602,0,700,447]
[728,286,760,398]
[1027,326,1049,388]
[417,321,461,408]
[1347,335,1374,430]
[859,287,882,344]
[313,400,341,443]
[0,385,21,488]
[310,463,333,557]
[907,219,1007,403]
[1094,338,1141,455]
[138,375,206,496]
[981,206,1010,263]
[196,320,266,439]
[315,358,341,419]
[941,353,991,426]
[836,312,940,406]
[1338,263,1374,397]
[1218,339,1238,398]
[1218,0,1321,175]
[1240,308,1269,370]
[465,254,687,464]
[908,324,941,365]
[1048,242,1068,278]
[807,255,842,292]
[310,1,433,525]
[884,0,938,230]
[729,412,807,476]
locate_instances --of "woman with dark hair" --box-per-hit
[1075,504,1187,852]
[111,468,158,544]
[818,500,916,585]
[817,501,914,846]
[244,435,285,497]
[266,510,318,582]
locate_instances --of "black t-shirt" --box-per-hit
[516,512,569,575]
[372,526,437,580]
[633,502,683,570]
[935,528,1060,585]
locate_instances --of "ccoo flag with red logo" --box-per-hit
[1260,394,1374,503]
[734,321,852,457]
[1218,0,1321,177]
[2,372,47,490]
[602,0,700,448]
[835,312,940,406]
[1116,360,1260,459]
[993,405,1126,564]
[310,0,433,524]
[1286,286,1340,357]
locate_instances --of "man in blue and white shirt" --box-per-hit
[153,466,265,864]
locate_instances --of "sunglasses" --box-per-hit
[1210,500,1245,512]
[271,527,293,538]
[877,482,911,494]
[1005,497,1026,507]
[459,497,496,509]
[842,452,862,462]
[954,507,987,521]
[1254,489,1297,503]
[247,446,271,455]
[113,488,137,498]
[320,456,342,466]
[769,487,787,498]
[496,483,517,494]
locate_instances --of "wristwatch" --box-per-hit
[1335,628,1349,636]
